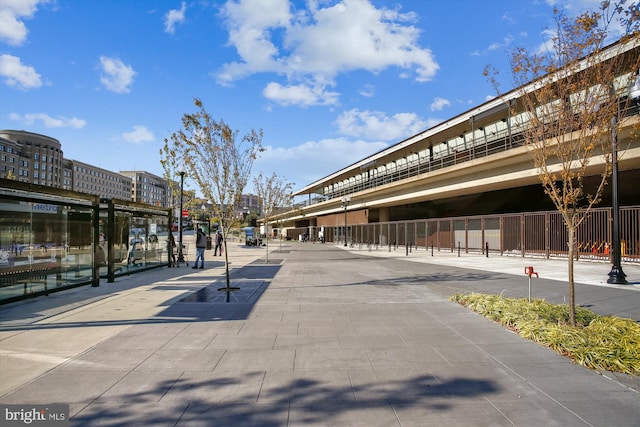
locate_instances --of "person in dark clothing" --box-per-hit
[167,232,176,267]
[214,230,224,256]
[193,228,207,269]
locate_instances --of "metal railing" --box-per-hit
[289,205,640,263]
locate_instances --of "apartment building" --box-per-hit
[120,170,169,207]
[63,159,132,200]
[0,130,63,187]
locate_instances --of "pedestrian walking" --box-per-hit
[214,230,224,256]
[193,228,207,269]
[167,232,176,267]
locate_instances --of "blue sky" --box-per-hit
[0,0,606,195]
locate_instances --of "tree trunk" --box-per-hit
[567,222,576,326]
[224,235,231,302]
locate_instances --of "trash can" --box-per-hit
[206,236,212,250]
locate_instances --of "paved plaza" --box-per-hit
[1,241,639,426]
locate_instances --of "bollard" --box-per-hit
[457,241,461,257]
[485,242,489,258]
[431,244,434,257]
[406,243,409,256]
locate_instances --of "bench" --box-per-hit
[0,266,51,294]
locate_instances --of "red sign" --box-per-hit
[182,210,189,217]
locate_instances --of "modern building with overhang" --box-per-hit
[272,39,640,259]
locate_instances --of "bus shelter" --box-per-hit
[100,198,171,282]
[0,179,99,304]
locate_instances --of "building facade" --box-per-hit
[0,130,64,187]
[120,170,169,207]
[0,130,172,207]
[63,159,132,200]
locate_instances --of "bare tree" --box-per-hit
[486,3,640,325]
[253,172,294,263]
[163,98,263,300]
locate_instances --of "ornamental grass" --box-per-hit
[450,293,640,375]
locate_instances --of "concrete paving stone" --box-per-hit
[160,327,218,350]
[178,318,246,334]
[72,400,189,427]
[281,310,338,322]
[528,370,635,394]
[1,368,127,404]
[345,320,406,336]
[0,325,128,356]
[113,321,189,337]
[91,332,177,351]
[0,352,67,397]
[273,335,342,350]
[288,400,401,427]
[350,368,443,402]
[214,349,296,372]
[506,360,579,379]
[206,334,277,350]
[391,400,525,427]
[293,349,373,370]
[338,334,408,350]
[161,370,266,403]
[365,347,448,369]
[134,348,225,371]
[96,368,184,402]
[429,344,500,365]
[556,395,640,426]
[176,401,291,427]
[238,320,299,335]
[258,369,355,403]
[398,330,482,347]
[151,303,214,319]
[296,320,359,336]
[486,399,605,427]
[478,341,569,364]
[64,348,156,370]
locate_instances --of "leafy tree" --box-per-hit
[163,98,263,300]
[253,172,294,262]
[485,2,640,325]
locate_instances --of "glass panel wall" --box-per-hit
[0,181,98,304]
[101,199,171,282]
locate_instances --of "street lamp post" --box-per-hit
[341,196,351,247]
[607,115,626,284]
[607,72,639,284]
[177,171,185,264]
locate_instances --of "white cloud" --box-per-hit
[99,56,136,93]
[359,84,375,98]
[217,0,439,105]
[263,81,339,107]
[164,1,186,35]
[336,109,429,141]
[0,0,48,46]
[487,35,514,51]
[430,97,450,112]
[0,54,41,89]
[9,112,86,128]
[254,137,388,189]
[122,125,154,143]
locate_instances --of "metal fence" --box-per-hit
[290,206,640,263]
